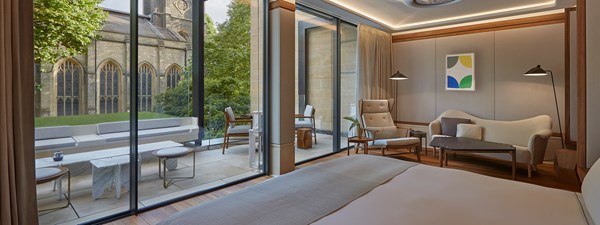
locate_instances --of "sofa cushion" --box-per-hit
[227,125,250,135]
[97,121,130,134]
[295,121,312,129]
[35,137,77,150]
[97,118,182,135]
[456,124,483,140]
[441,117,471,137]
[139,118,181,130]
[225,107,236,127]
[372,138,420,148]
[99,127,190,142]
[365,126,404,140]
[35,126,73,140]
[362,112,395,128]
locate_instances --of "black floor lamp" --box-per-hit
[390,71,408,121]
[524,65,564,149]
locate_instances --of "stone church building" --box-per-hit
[36,0,193,117]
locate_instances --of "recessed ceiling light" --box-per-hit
[413,0,458,6]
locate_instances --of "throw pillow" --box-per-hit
[441,117,471,136]
[456,124,483,140]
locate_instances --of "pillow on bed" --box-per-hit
[456,124,483,140]
[441,117,471,137]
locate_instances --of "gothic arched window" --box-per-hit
[138,63,155,112]
[99,60,122,114]
[55,58,84,116]
[166,64,183,89]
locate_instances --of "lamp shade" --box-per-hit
[524,65,548,76]
[390,71,408,80]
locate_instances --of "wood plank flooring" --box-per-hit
[107,149,580,225]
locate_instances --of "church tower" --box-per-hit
[143,0,193,40]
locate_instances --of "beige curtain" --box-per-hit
[1,0,38,224]
[357,24,397,119]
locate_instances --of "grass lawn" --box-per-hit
[35,112,174,127]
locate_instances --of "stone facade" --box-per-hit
[36,0,192,117]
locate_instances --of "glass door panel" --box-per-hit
[339,22,358,152]
[34,1,131,223]
[295,10,337,162]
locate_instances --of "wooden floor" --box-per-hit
[107,148,580,225]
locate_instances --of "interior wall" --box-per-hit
[586,0,600,167]
[393,23,566,159]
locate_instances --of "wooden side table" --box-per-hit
[347,137,374,155]
[409,130,427,155]
[555,149,578,184]
[297,128,313,149]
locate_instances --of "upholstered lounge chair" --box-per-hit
[359,99,422,161]
[295,105,317,145]
[223,107,252,154]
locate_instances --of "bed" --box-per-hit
[158,155,599,225]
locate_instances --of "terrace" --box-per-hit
[37,133,343,225]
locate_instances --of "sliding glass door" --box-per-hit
[295,9,338,162]
[295,7,358,162]
[339,22,358,150]
[34,0,267,224]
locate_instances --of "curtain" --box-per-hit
[1,0,38,224]
[357,24,397,119]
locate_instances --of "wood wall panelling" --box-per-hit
[269,0,296,11]
[392,13,566,43]
[565,7,577,148]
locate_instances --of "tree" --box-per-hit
[204,0,251,138]
[34,0,107,64]
[156,0,251,139]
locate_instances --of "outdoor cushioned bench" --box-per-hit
[35,126,77,150]
[34,117,199,155]
[97,118,198,142]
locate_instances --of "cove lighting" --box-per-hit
[325,0,556,30]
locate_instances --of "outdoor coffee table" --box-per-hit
[429,137,517,180]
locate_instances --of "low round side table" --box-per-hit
[347,136,375,155]
[409,130,427,155]
[152,147,195,188]
[36,167,71,212]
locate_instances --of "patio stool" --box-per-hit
[36,167,71,212]
[153,147,195,188]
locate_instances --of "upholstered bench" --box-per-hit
[97,118,194,142]
[35,126,77,150]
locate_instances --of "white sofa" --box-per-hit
[429,110,552,177]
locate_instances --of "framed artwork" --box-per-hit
[446,53,475,91]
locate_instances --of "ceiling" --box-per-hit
[297,0,576,33]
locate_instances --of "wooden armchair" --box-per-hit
[359,99,422,161]
[223,107,252,154]
[295,105,317,144]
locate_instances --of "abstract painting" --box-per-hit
[446,53,475,91]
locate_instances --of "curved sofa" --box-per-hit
[428,110,552,177]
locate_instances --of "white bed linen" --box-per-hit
[313,165,588,225]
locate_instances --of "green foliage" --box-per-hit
[204,0,251,138]
[343,116,361,131]
[155,75,193,117]
[33,0,107,64]
[156,0,251,139]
